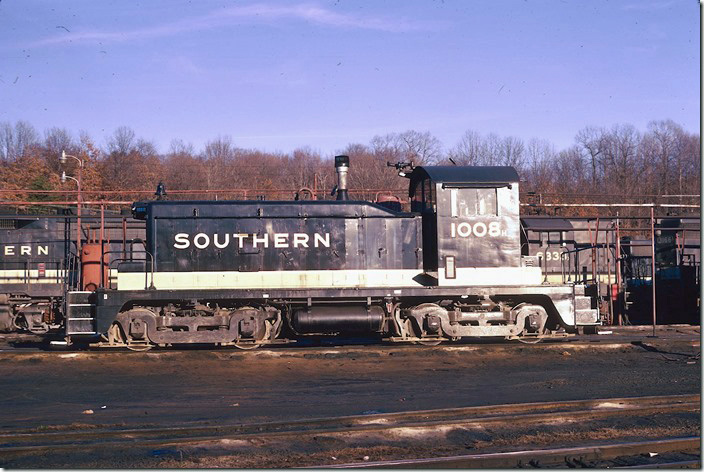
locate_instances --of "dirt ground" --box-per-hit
[0,328,699,435]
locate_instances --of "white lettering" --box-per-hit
[451,222,503,239]
[233,234,246,248]
[214,233,230,249]
[193,233,210,249]
[544,251,560,262]
[174,233,190,249]
[293,233,309,248]
[473,222,487,237]
[274,234,289,248]
[37,245,48,256]
[252,233,269,248]
[314,233,330,248]
[457,222,472,238]
[20,246,31,256]
[172,232,331,250]
[4,246,14,256]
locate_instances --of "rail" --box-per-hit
[0,393,697,459]
[325,437,700,469]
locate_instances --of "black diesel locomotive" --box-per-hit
[0,216,71,333]
[64,157,599,349]
[0,213,147,336]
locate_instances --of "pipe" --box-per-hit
[650,207,657,337]
[335,155,350,201]
[521,203,699,208]
[606,223,613,325]
[615,214,622,326]
[100,205,105,289]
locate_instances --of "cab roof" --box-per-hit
[408,166,519,197]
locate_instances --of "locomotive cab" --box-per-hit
[408,166,541,287]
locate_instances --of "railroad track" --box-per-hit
[0,393,698,464]
[0,327,700,353]
[323,437,701,469]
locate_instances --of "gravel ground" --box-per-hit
[0,328,699,468]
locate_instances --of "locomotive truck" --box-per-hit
[63,157,599,349]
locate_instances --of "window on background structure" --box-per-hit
[547,231,562,246]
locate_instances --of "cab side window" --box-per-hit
[411,180,423,212]
[423,179,435,211]
[454,188,498,217]
[411,178,436,213]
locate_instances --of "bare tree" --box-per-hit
[575,126,606,189]
[339,143,404,199]
[554,145,590,195]
[100,127,163,195]
[0,118,698,215]
[163,139,208,195]
[106,126,137,156]
[200,136,241,190]
[371,130,442,165]
[286,146,322,191]
[640,120,700,201]
[497,135,525,169]
[447,130,485,165]
[398,130,443,165]
[448,130,524,168]
[522,138,557,193]
[599,124,642,196]
[0,120,39,162]
[168,139,195,157]
[42,127,76,174]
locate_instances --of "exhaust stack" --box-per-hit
[335,155,349,201]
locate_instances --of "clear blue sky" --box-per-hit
[0,0,699,156]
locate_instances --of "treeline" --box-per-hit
[0,120,699,216]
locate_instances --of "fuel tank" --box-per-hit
[292,305,384,334]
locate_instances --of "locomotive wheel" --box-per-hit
[231,317,273,350]
[232,341,262,350]
[106,323,125,346]
[417,338,444,346]
[517,334,544,344]
[513,304,549,344]
[126,341,154,351]
[106,322,155,350]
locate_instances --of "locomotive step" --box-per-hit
[65,292,96,335]
[575,296,594,310]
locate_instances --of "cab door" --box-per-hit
[411,177,438,274]
[435,184,521,283]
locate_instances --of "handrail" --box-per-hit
[560,244,615,285]
[106,250,155,290]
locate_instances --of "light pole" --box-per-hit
[60,150,83,253]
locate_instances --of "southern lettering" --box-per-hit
[2,245,49,257]
[173,232,331,250]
